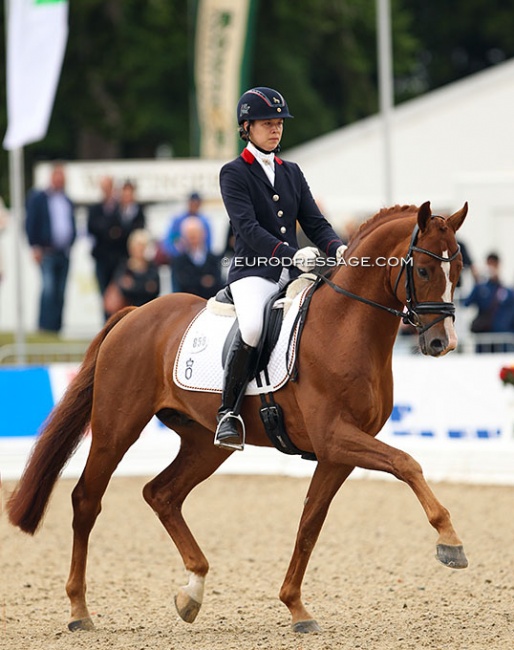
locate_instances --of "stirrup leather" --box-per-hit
[214,412,246,451]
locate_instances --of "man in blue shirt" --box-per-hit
[25,163,76,333]
[464,252,514,352]
[160,192,213,292]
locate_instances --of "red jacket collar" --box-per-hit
[241,148,283,165]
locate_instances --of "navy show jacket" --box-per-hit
[25,189,76,250]
[220,148,343,284]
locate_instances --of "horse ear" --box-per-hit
[417,201,432,232]
[447,202,468,233]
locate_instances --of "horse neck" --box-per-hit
[310,219,411,359]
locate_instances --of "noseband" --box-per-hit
[316,217,461,335]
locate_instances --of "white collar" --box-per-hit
[247,142,275,167]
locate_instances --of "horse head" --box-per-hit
[399,201,468,357]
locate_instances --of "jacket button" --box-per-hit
[277,210,284,217]
[280,226,286,234]
[272,194,279,202]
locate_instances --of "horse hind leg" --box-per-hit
[66,419,150,631]
[142,424,233,624]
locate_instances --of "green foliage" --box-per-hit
[0,0,513,204]
[406,0,514,91]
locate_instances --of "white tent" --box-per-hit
[287,58,514,282]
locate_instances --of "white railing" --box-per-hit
[0,342,89,365]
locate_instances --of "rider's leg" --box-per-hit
[214,276,279,450]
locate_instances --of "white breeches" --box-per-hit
[230,272,289,347]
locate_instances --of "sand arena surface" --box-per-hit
[1,474,513,650]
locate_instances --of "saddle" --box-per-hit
[217,285,286,377]
[212,277,318,461]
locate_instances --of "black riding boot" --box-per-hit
[214,335,257,451]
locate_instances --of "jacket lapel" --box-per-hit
[241,148,275,189]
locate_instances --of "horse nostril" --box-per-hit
[430,338,445,355]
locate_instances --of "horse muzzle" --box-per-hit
[418,317,457,356]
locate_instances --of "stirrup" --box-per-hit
[214,412,246,451]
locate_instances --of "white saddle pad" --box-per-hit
[173,283,312,395]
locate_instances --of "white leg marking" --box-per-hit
[182,572,205,604]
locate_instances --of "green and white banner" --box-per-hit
[193,0,257,159]
[3,0,69,150]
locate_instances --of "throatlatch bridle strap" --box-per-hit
[316,217,461,335]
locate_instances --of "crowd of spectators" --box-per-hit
[2,163,514,352]
[14,164,225,332]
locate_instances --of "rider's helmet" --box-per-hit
[236,87,294,125]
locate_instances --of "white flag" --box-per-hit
[3,0,69,151]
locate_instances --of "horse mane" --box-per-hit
[346,204,418,255]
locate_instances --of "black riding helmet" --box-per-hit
[237,87,294,125]
[237,87,294,146]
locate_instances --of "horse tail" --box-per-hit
[7,307,137,535]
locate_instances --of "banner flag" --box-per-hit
[193,0,257,159]
[3,0,69,151]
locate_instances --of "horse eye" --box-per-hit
[417,267,429,279]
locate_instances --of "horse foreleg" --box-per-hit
[405,468,468,568]
[280,462,354,633]
[317,421,468,570]
[142,428,232,624]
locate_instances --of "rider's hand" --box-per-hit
[336,244,347,263]
[293,246,319,272]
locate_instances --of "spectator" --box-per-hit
[88,177,145,320]
[159,192,213,289]
[119,179,146,230]
[464,252,514,352]
[25,163,76,334]
[453,238,479,304]
[457,239,479,285]
[104,229,160,319]
[172,216,223,300]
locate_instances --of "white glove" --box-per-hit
[293,246,319,272]
[336,244,347,263]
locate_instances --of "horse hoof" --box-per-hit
[174,588,201,623]
[292,619,321,634]
[68,617,95,632]
[436,544,468,569]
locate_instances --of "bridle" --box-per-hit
[315,217,461,335]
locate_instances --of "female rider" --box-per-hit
[215,87,347,450]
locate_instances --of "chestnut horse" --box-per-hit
[8,201,469,634]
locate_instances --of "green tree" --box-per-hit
[0,0,190,199]
[406,0,514,93]
[251,0,419,147]
[1,0,514,204]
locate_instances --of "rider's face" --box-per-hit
[247,118,284,152]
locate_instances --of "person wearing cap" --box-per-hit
[160,191,214,291]
[214,86,347,451]
[161,191,213,259]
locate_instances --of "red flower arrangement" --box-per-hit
[499,365,514,386]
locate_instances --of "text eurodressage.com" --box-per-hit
[230,256,413,268]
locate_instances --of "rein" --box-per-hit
[315,218,461,335]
